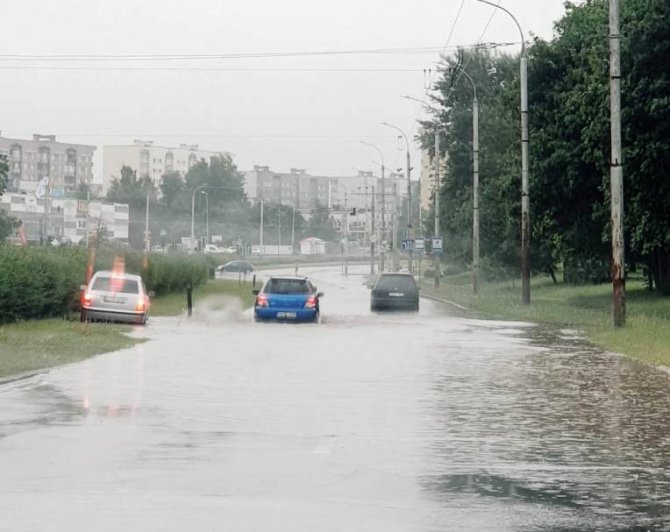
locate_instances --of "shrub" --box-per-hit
[0,246,209,323]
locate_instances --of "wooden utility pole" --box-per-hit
[610,0,625,326]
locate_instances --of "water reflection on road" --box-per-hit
[0,265,668,531]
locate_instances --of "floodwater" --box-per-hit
[1,265,669,531]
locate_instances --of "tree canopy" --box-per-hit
[427,0,670,293]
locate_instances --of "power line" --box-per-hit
[0,43,510,62]
[0,66,423,72]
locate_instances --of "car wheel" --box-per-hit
[80,310,88,323]
[140,314,148,325]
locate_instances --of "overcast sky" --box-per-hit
[1,0,574,181]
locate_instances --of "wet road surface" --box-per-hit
[1,265,669,531]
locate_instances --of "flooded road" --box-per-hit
[1,265,669,531]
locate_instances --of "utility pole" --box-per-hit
[144,190,150,253]
[203,191,209,245]
[381,164,386,272]
[259,199,264,251]
[381,122,413,272]
[476,0,530,305]
[393,180,399,271]
[473,94,480,294]
[278,207,282,251]
[610,0,625,326]
[361,141,386,272]
[291,200,296,254]
[434,129,441,288]
[455,66,481,294]
[370,185,376,275]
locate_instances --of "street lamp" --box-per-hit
[452,67,480,294]
[361,141,386,272]
[190,183,208,251]
[382,121,413,272]
[200,190,209,245]
[476,0,530,305]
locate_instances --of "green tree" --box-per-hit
[106,166,156,248]
[428,49,523,278]
[305,203,338,242]
[159,171,184,209]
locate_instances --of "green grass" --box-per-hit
[150,278,258,316]
[0,319,138,379]
[421,273,670,366]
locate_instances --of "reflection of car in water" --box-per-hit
[80,271,151,324]
[217,260,255,273]
[253,276,323,323]
[370,273,419,311]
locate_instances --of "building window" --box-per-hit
[165,151,174,172]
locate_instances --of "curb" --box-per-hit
[420,292,470,311]
[0,368,47,387]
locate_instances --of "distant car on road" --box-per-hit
[253,276,323,323]
[80,271,151,324]
[370,272,419,312]
[217,260,255,274]
[203,244,226,255]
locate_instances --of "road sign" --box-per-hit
[414,238,425,251]
[432,236,443,253]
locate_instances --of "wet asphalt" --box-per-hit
[1,265,669,531]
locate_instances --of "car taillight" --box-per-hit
[81,292,92,307]
[136,296,149,312]
[256,294,269,307]
[305,295,317,309]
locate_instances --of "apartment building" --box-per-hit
[102,140,225,193]
[0,133,95,197]
[0,192,129,244]
[243,166,331,210]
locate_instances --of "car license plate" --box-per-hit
[276,312,297,319]
[103,296,126,304]
[389,292,405,297]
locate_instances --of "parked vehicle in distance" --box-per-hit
[80,271,151,324]
[253,276,323,323]
[217,260,255,274]
[203,244,226,255]
[222,246,238,254]
[370,272,419,312]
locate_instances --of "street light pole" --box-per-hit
[476,0,530,305]
[200,191,209,245]
[190,183,208,252]
[144,190,150,253]
[361,141,386,272]
[453,67,480,294]
[610,0,625,326]
[382,122,413,272]
[434,128,441,287]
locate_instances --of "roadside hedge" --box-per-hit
[0,246,209,323]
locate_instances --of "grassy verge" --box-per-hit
[421,273,670,367]
[150,278,258,316]
[0,320,138,379]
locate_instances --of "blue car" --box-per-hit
[253,276,323,323]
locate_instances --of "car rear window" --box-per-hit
[92,276,140,294]
[264,279,309,294]
[374,275,417,291]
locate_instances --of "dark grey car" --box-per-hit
[370,273,419,311]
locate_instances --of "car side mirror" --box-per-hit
[252,289,260,295]
[317,291,324,298]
